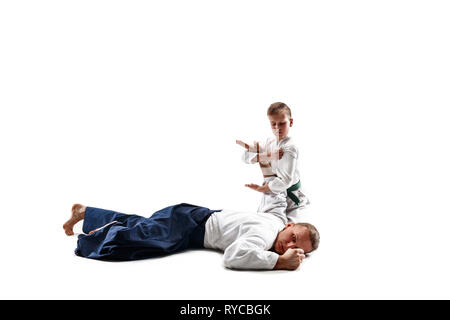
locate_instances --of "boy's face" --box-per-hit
[268,112,293,140]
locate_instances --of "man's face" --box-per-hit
[273,223,313,255]
[268,112,293,140]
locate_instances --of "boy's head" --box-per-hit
[267,102,293,140]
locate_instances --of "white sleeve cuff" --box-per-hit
[268,179,291,194]
[242,150,257,164]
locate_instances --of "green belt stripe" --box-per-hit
[286,180,301,206]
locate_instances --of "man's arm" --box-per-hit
[223,237,305,270]
[223,237,279,270]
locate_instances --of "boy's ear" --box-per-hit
[289,118,293,127]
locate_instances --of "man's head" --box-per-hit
[273,222,320,255]
[267,102,293,141]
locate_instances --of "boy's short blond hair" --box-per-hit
[267,102,292,118]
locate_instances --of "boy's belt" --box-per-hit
[263,174,277,178]
[287,180,301,205]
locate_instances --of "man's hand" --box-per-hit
[274,248,306,270]
[245,183,271,193]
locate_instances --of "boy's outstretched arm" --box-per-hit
[237,140,284,162]
[237,140,261,164]
[245,183,271,193]
[236,139,259,153]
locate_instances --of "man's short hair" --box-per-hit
[296,222,320,252]
[267,102,292,118]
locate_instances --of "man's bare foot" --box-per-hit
[63,204,86,236]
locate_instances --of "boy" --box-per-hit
[236,102,309,224]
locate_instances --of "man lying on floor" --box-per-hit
[63,203,320,270]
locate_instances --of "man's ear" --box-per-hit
[289,118,293,127]
[284,222,295,230]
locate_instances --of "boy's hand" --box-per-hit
[276,148,284,160]
[236,140,250,150]
[258,149,284,162]
[245,183,271,193]
[264,149,284,161]
[236,140,260,153]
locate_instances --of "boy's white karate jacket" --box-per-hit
[242,136,301,193]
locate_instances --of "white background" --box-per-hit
[1,0,449,299]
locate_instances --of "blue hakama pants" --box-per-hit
[75,203,219,261]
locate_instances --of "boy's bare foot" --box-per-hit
[63,204,86,236]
